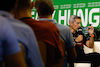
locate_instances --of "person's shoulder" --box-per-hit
[37,20,58,28]
[0,16,15,33]
[21,18,37,24]
[59,24,70,29]
[37,20,55,25]
[8,18,34,33]
[0,16,10,25]
[12,18,31,28]
[37,20,59,33]
[56,23,70,31]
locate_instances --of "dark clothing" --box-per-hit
[72,31,100,67]
[39,18,75,67]
[73,31,86,60]
[20,18,64,67]
[20,18,63,54]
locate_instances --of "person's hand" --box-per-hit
[75,35,83,42]
[88,26,94,36]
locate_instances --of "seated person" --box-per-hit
[69,15,100,67]
[34,0,77,67]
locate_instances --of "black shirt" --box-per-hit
[73,31,88,60]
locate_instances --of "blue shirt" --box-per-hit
[0,11,44,67]
[0,16,21,66]
[39,18,75,67]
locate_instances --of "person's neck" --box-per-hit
[39,14,52,19]
[15,9,31,19]
[70,27,76,34]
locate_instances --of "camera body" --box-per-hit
[77,27,83,35]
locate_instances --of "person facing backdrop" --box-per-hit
[15,0,64,67]
[0,0,44,67]
[35,0,77,67]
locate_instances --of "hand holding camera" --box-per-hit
[75,27,83,42]
[88,26,94,36]
[75,35,83,42]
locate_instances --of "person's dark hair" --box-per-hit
[16,0,31,11]
[35,0,54,16]
[0,0,17,12]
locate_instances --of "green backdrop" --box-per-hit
[32,0,100,28]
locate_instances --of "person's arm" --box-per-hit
[74,35,83,45]
[5,52,27,67]
[2,19,27,67]
[86,35,94,48]
[86,26,94,48]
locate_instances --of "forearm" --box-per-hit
[89,37,94,48]
[87,26,94,48]
[86,37,94,48]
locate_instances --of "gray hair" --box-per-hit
[69,15,81,23]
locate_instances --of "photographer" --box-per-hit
[69,15,100,67]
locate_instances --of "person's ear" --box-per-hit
[31,1,34,9]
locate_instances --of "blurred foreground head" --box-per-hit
[35,0,54,16]
[0,0,17,12]
[16,0,32,11]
